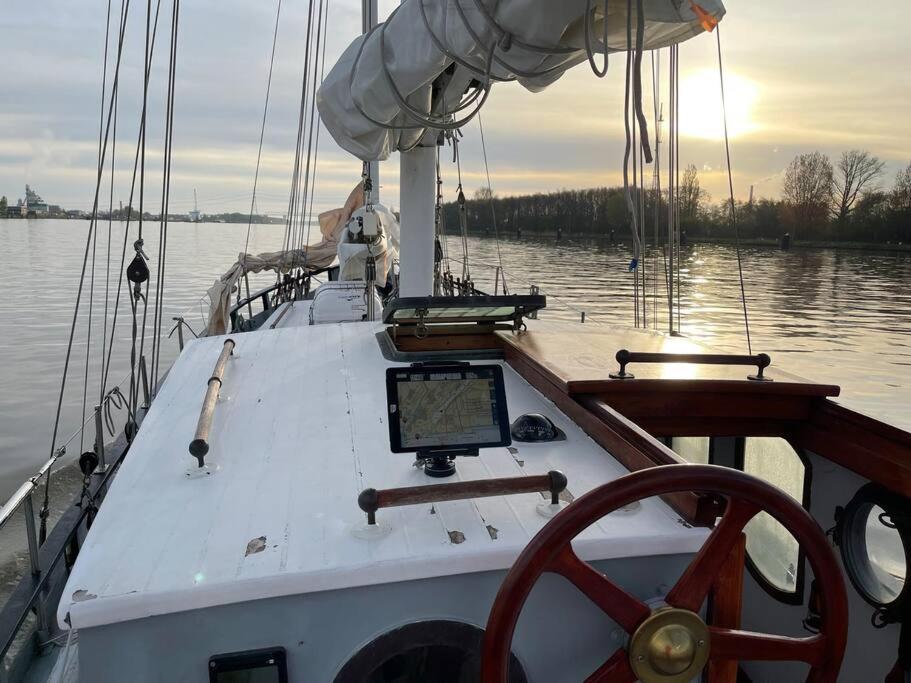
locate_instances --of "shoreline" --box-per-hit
[4,218,909,252]
[470,229,911,253]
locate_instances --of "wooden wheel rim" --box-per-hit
[481,464,848,683]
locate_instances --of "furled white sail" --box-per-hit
[204,183,366,335]
[318,0,725,161]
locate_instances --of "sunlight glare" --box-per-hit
[678,69,758,140]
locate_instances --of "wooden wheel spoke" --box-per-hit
[584,648,636,683]
[709,627,828,666]
[547,545,650,633]
[666,498,759,611]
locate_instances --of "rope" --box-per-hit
[244,0,284,258]
[716,26,752,354]
[622,0,641,270]
[584,0,610,77]
[631,0,652,164]
[477,114,508,294]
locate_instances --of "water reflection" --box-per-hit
[450,234,911,431]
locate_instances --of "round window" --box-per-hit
[334,620,527,683]
[839,484,910,613]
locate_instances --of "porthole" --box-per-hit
[838,483,910,615]
[334,620,527,683]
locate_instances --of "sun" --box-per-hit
[678,69,759,140]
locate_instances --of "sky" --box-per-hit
[1,0,909,216]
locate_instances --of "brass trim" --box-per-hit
[628,607,711,683]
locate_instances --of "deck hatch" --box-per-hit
[382,295,546,325]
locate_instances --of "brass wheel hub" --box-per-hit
[628,607,710,683]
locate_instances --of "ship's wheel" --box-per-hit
[482,465,848,683]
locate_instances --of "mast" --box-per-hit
[395,0,435,298]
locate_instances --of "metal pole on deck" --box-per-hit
[94,405,107,472]
[140,354,151,408]
[22,496,41,576]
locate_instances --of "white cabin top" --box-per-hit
[59,319,707,630]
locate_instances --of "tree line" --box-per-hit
[442,152,911,246]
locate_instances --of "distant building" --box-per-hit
[21,185,49,217]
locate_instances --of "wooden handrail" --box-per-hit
[189,339,235,467]
[357,471,567,525]
[610,349,772,381]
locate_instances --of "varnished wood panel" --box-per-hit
[708,534,746,682]
[497,326,839,397]
[505,348,721,524]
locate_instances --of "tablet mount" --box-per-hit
[416,447,479,478]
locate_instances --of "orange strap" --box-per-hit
[690,2,719,32]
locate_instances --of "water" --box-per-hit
[0,219,909,596]
[2,219,910,499]
[447,234,911,430]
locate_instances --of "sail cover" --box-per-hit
[318,0,725,161]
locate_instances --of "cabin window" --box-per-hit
[738,437,809,602]
[670,436,711,464]
[334,621,527,683]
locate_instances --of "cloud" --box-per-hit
[1,0,909,213]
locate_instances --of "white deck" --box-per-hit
[59,320,707,630]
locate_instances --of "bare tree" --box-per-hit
[678,164,709,220]
[891,161,911,213]
[782,152,833,240]
[473,187,495,202]
[831,149,885,221]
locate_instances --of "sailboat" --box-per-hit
[1,1,909,682]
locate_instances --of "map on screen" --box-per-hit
[387,366,509,452]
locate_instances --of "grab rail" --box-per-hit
[609,349,772,382]
[357,471,567,526]
[189,339,235,468]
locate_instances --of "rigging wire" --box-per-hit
[666,44,676,334]
[80,0,116,452]
[650,50,661,330]
[303,0,331,265]
[293,0,327,268]
[279,0,317,284]
[244,0,284,258]
[100,0,165,404]
[130,0,155,419]
[716,25,753,354]
[671,45,681,334]
[477,114,508,295]
[452,136,471,284]
[100,0,126,408]
[43,0,137,544]
[151,0,181,390]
